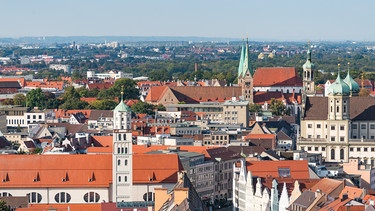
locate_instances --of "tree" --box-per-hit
[156,104,166,111]
[0,200,10,211]
[90,99,118,110]
[59,99,89,110]
[13,93,26,106]
[270,98,286,116]
[26,88,47,109]
[61,86,81,102]
[249,103,262,113]
[131,101,155,115]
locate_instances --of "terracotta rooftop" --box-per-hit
[246,160,311,179]
[310,178,344,195]
[253,67,302,87]
[0,154,112,188]
[91,136,113,147]
[133,154,183,184]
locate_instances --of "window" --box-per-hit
[361,124,366,130]
[307,147,312,151]
[0,192,12,197]
[54,192,71,203]
[352,124,357,129]
[84,192,100,203]
[27,192,42,203]
[317,124,321,129]
[331,149,335,160]
[117,159,121,166]
[331,125,335,130]
[357,147,361,152]
[278,168,291,177]
[372,148,375,152]
[350,147,354,152]
[364,148,368,152]
[317,135,321,138]
[308,124,312,128]
[331,136,335,142]
[125,159,128,166]
[143,192,154,202]
[322,147,326,151]
[340,149,344,160]
[340,125,345,131]
[118,176,121,182]
[371,124,375,130]
[340,137,345,142]
[315,147,319,151]
[125,176,127,182]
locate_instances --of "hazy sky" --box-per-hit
[1,0,374,41]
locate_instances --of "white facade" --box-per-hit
[254,86,302,94]
[87,70,133,80]
[49,64,71,74]
[6,112,45,128]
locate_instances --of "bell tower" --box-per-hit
[303,41,315,96]
[112,87,133,202]
[238,38,254,103]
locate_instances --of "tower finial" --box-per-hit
[121,85,124,102]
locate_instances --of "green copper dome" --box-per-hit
[328,71,350,96]
[114,91,132,112]
[344,71,360,93]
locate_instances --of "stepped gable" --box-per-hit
[253,67,302,87]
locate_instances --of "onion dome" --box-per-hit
[343,64,360,94]
[328,70,350,96]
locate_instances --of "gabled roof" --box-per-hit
[0,81,22,88]
[133,154,184,184]
[246,160,310,179]
[311,178,344,195]
[253,67,302,87]
[145,86,168,102]
[25,81,64,90]
[88,110,113,120]
[91,136,112,147]
[0,154,112,188]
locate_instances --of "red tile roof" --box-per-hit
[0,77,26,87]
[0,154,112,188]
[253,67,302,87]
[145,86,168,102]
[25,81,64,90]
[133,154,184,184]
[91,136,113,147]
[310,178,344,195]
[246,160,310,179]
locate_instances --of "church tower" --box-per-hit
[238,39,254,104]
[303,41,315,96]
[112,88,133,202]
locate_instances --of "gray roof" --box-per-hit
[88,110,113,120]
[304,96,375,121]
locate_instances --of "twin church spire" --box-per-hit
[237,38,254,104]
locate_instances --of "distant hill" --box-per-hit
[0,36,239,45]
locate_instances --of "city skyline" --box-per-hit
[1,0,375,41]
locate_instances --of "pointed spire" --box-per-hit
[279,182,290,211]
[120,85,124,103]
[238,40,245,78]
[307,40,311,61]
[242,37,252,76]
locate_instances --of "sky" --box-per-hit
[1,0,375,41]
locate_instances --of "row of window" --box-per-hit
[349,147,375,152]
[352,124,375,130]
[307,124,345,130]
[3,192,101,203]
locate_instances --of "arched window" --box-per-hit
[337,106,339,112]
[117,147,120,154]
[84,192,100,203]
[123,134,126,140]
[331,149,335,160]
[143,192,153,201]
[125,159,128,166]
[117,159,121,166]
[0,192,12,197]
[121,147,124,154]
[54,192,71,203]
[125,176,127,182]
[118,134,121,141]
[125,147,128,154]
[27,192,42,203]
[118,176,121,182]
[340,149,345,160]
